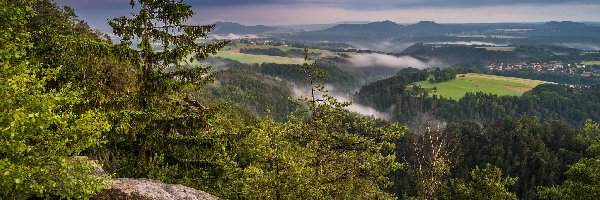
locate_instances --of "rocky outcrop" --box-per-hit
[94,178,221,200]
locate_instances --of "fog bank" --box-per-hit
[555,43,600,51]
[347,54,442,69]
[428,41,509,46]
[291,84,390,120]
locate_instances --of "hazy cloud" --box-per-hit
[56,0,600,9]
[428,41,509,46]
[208,33,263,40]
[555,43,600,50]
[191,0,600,10]
[347,54,441,69]
[291,84,390,120]
[54,0,600,33]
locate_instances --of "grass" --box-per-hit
[229,43,333,55]
[415,73,552,100]
[212,43,333,64]
[582,61,600,65]
[214,50,309,65]
[476,46,516,52]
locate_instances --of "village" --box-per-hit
[487,61,600,77]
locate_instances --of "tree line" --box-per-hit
[356,68,600,127]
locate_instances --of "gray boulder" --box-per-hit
[94,178,221,200]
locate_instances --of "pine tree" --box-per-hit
[538,120,600,200]
[106,0,236,195]
[240,49,406,199]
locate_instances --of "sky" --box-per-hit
[55,0,600,33]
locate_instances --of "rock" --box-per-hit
[94,178,221,200]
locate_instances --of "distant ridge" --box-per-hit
[212,22,276,35]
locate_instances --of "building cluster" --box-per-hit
[487,61,599,76]
[239,39,289,46]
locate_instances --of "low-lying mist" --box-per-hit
[347,53,443,69]
[208,33,262,40]
[347,41,415,53]
[427,41,509,46]
[555,42,600,51]
[291,84,391,120]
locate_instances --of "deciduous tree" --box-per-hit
[0,0,109,198]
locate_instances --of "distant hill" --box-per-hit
[277,20,600,52]
[212,22,276,35]
[208,20,600,52]
[274,21,370,31]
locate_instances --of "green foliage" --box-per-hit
[239,47,321,58]
[239,51,406,199]
[538,158,600,200]
[393,117,586,199]
[446,164,517,200]
[0,0,109,198]
[583,119,600,156]
[104,0,249,197]
[198,69,298,121]
[357,67,600,126]
[539,120,600,200]
[428,68,458,83]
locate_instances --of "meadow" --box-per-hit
[416,73,551,100]
[214,50,309,65]
[212,43,334,64]
[582,61,600,65]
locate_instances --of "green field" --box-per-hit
[475,46,516,51]
[226,43,334,55]
[215,50,309,65]
[214,43,329,64]
[582,61,600,65]
[415,73,551,100]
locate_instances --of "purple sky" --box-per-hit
[55,0,600,33]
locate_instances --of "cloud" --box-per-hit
[428,41,509,46]
[347,54,441,69]
[291,84,390,120]
[208,33,263,40]
[338,96,392,120]
[554,43,600,50]
[56,0,600,9]
[428,41,510,47]
[191,4,600,26]
[55,0,600,33]
[191,0,600,10]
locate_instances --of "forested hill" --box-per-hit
[213,22,276,34]
[355,68,600,127]
[281,20,600,52]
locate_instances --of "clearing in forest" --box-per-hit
[415,73,552,100]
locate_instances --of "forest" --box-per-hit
[1,1,600,200]
[356,68,600,127]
